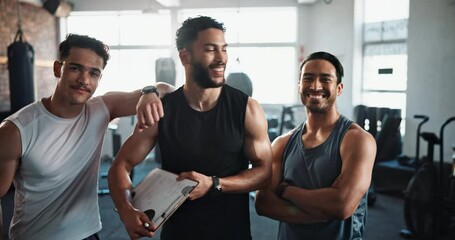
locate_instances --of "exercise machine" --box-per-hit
[400,116,455,239]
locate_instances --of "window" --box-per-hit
[362,0,409,133]
[66,7,297,104]
[179,7,298,104]
[66,11,172,96]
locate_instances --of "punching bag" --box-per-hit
[155,58,176,86]
[226,72,253,97]
[7,29,35,113]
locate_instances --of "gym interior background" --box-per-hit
[1,0,454,239]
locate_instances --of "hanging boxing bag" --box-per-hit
[7,29,35,113]
[155,58,176,86]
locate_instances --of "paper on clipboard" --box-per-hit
[131,168,198,229]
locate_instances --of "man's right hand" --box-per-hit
[136,82,177,131]
[119,207,157,240]
[136,92,163,131]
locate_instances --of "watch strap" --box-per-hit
[211,176,222,193]
[141,85,159,97]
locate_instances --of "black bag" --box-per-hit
[7,29,35,113]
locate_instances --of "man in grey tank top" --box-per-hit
[255,51,377,240]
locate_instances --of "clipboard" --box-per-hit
[131,168,198,229]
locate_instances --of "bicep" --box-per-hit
[269,135,291,191]
[113,125,158,170]
[0,121,21,196]
[338,128,376,195]
[243,99,272,167]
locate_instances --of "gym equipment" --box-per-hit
[8,7,35,114]
[267,115,279,141]
[155,58,176,86]
[354,105,404,206]
[226,72,253,97]
[401,116,455,239]
[279,105,305,135]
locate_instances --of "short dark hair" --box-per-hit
[300,51,344,84]
[175,16,225,51]
[58,34,110,68]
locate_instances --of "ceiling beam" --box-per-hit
[155,0,180,8]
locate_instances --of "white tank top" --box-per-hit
[6,97,110,240]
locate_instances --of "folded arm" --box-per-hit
[281,125,376,221]
[256,125,376,224]
[255,133,320,224]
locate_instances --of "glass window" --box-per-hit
[362,53,407,91]
[180,7,297,43]
[364,0,409,23]
[66,11,172,96]
[98,49,171,95]
[362,0,409,134]
[179,7,298,104]
[119,14,171,45]
[67,8,297,103]
[67,13,120,46]
[227,47,296,104]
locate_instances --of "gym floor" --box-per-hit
[2,155,454,240]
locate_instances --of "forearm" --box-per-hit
[220,162,270,193]
[108,160,136,215]
[255,189,312,224]
[282,186,354,220]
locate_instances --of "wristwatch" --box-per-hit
[141,85,159,97]
[211,176,222,194]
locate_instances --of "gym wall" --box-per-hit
[0,0,58,116]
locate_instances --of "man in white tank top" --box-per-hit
[0,34,171,240]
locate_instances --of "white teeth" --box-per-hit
[308,94,323,99]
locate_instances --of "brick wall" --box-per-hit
[0,0,58,114]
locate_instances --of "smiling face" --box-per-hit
[183,28,228,88]
[298,59,343,114]
[53,47,104,106]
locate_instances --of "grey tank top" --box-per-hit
[278,115,367,240]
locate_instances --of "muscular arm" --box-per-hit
[101,82,176,122]
[219,98,272,193]
[282,125,376,220]
[0,121,19,237]
[107,125,159,239]
[0,121,21,198]
[255,133,318,223]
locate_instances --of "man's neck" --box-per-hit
[305,108,340,131]
[42,96,84,119]
[183,82,222,112]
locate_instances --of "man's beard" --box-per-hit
[191,61,225,89]
[301,89,333,114]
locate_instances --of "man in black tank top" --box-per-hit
[255,52,377,240]
[108,16,272,240]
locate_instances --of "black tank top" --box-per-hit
[278,115,367,240]
[158,85,252,240]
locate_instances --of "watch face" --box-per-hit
[143,86,157,91]
[141,86,159,96]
